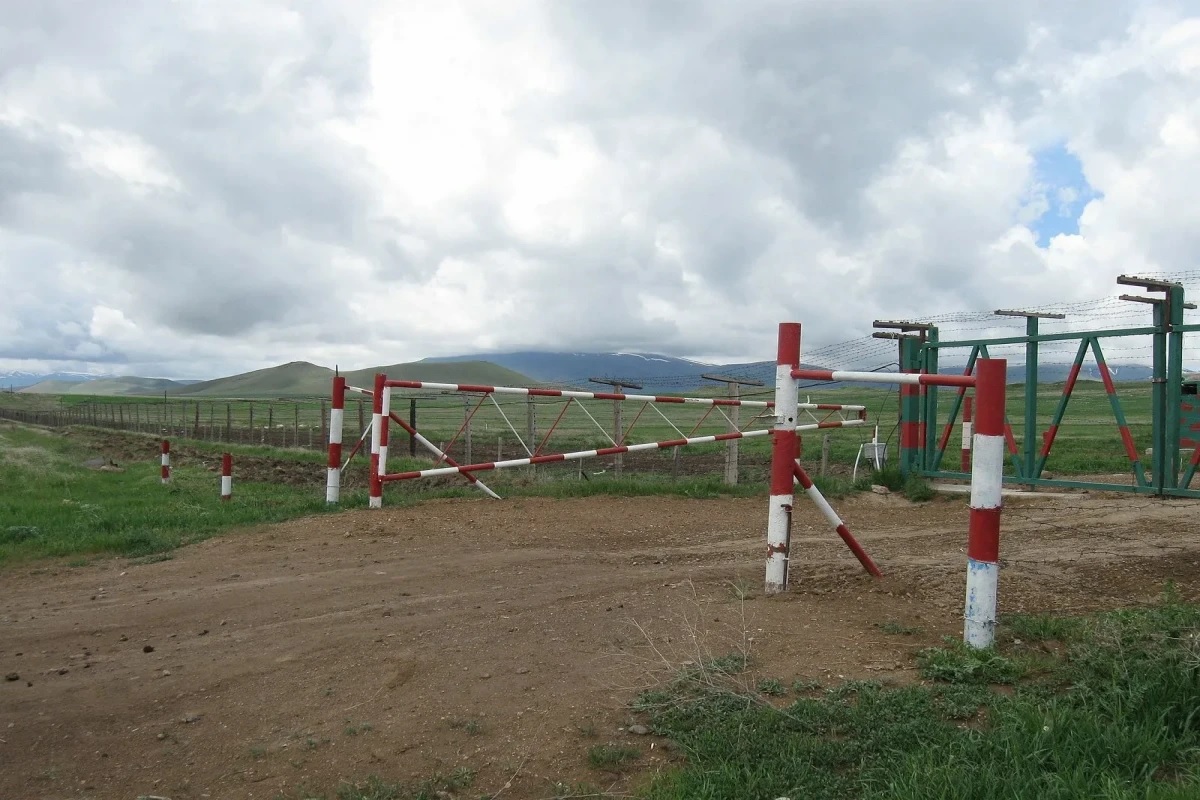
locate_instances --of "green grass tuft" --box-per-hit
[633,596,1200,800]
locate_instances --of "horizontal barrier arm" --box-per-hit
[382,419,865,481]
[792,368,975,388]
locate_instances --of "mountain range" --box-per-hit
[1,353,1186,398]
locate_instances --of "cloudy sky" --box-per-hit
[2,1,1198,379]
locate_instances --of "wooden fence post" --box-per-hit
[409,399,417,457]
[527,397,538,480]
[464,395,473,464]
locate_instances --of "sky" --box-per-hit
[1,1,1199,380]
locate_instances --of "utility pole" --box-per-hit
[701,373,764,485]
[589,377,643,477]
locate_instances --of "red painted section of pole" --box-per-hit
[160,439,171,484]
[328,377,345,471]
[964,357,1006,648]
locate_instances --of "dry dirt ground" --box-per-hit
[3,490,1199,800]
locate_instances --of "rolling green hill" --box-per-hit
[67,376,185,396]
[166,359,537,398]
[170,361,335,398]
[19,379,87,394]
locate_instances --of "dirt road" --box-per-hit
[3,491,1198,799]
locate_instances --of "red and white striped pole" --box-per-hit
[326,376,346,504]
[961,395,973,473]
[160,440,171,484]
[766,322,800,594]
[793,462,882,578]
[964,358,1006,649]
[220,453,233,501]
[369,373,385,509]
[379,383,392,479]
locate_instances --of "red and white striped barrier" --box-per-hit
[380,426,865,483]
[326,376,345,503]
[381,378,865,414]
[772,323,1007,649]
[792,461,882,578]
[961,395,974,473]
[220,453,232,501]
[965,359,1005,649]
[792,368,976,388]
[766,323,801,594]
[160,440,171,485]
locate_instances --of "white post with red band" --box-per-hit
[965,359,1006,649]
[220,453,233,501]
[327,376,346,504]
[766,323,801,594]
[160,440,171,484]
[369,373,385,509]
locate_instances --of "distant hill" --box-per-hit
[342,360,535,389]
[422,351,716,387]
[167,359,537,398]
[19,379,88,394]
[69,376,188,395]
[170,361,336,398]
[5,371,107,391]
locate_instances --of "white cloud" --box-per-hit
[0,0,1198,378]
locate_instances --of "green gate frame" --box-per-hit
[898,278,1200,498]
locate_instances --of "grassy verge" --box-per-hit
[0,424,356,564]
[629,590,1200,799]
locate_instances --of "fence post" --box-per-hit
[820,434,830,476]
[369,374,385,509]
[766,322,800,595]
[899,337,922,477]
[464,395,473,464]
[294,404,300,448]
[527,397,537,480]
[225,404,232,441]
[192,403,200,438]
[267,405,274,445]
[409,399,417,457]
[1166,284,1186,489]
[161,440,171,484]
[248,403,255,444]
[320,399,327,450]
[964,357,1006,649]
